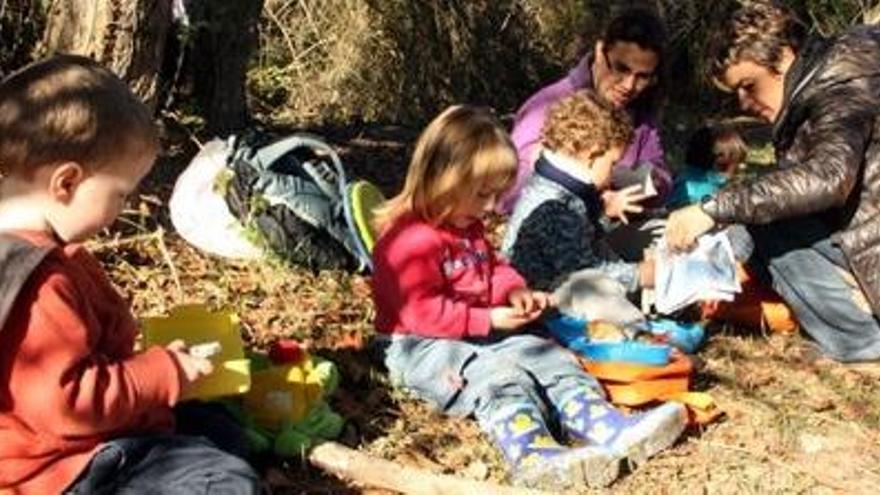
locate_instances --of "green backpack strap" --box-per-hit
[345,180,385,267]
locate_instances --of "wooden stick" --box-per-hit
[308,441,546,495]
[153,227,184,301]
[87,231,159,251]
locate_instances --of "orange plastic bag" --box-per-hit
[582,353,723,425]
[701,263,798,334]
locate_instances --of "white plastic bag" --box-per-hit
[654,232,740,314]
[169,138,264,259]
[553,269,646,329]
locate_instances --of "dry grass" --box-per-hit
[90,124,880,494]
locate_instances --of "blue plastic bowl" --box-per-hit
[574,341,671,366]
[647,319,706,354]
[544,314,589,347]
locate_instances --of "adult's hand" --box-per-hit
[665,204,716,251]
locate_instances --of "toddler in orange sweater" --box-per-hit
[0,55,260,494]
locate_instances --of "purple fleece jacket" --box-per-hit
[498,54,672,214]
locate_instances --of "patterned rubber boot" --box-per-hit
[483,404,620,489]
[557,389,687,467]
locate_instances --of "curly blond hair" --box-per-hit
[709,1,807,85]
[542,90,633,158]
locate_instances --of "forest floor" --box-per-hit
[95,118,880,494]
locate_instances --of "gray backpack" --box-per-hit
[223,132,372,272]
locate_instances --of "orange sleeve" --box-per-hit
[7,261,181,437]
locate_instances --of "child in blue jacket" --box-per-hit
[668,124,747,207]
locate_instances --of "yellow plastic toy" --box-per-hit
[141,304,251,400]
[240,340,344,457]
[244,345,326,429]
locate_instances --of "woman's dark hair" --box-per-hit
[598,7,668,119]
[708,1,808,84]
[602,7,667,62]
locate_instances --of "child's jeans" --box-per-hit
[381,332,603,428]
[732,216,880,362]
[64,402,261,494]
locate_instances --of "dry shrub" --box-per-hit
[249,0,395,124]
[247,0,720,127]
[370,0,561,122]
[249,0,563,126]
[248,0,880,128]
[3,1,878,129]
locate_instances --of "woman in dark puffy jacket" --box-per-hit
[666,1,880,362]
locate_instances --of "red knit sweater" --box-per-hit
[0,231,181,494]
[371,216,526,339]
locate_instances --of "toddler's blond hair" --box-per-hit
[542,91,633,159]
[374,105,517,232]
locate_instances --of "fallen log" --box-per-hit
[308,441,547,495]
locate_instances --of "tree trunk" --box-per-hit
[866,4,880,25]
[0,0,45,78]
[41,0,172,111]
[186,0,264,136]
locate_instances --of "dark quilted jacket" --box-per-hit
[704,26,880,316]
[501,155,639,292]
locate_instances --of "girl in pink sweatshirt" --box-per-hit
[370,105,686,490]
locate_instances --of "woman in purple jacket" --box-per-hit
[499,7,672,214]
